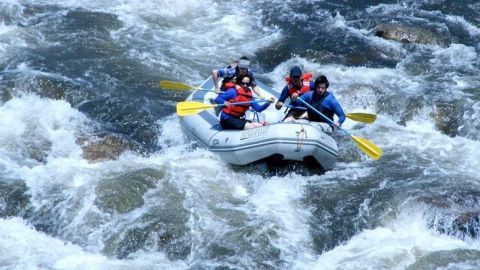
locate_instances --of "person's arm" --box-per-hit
[212,69,221,94]
[298,91,313,104]
[249,73,263,99]
[325,95,346,127]
[290,91,309,107]
[275,86,289,110]
[252,86,264,99]
[250,97,270,112]
[214,88,236,105]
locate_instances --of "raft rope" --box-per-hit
[295,125,307,151]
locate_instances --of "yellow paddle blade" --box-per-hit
[160,80,201,91]
[351,135,382,160]
[176,101,217,116]
[346,112,377,124]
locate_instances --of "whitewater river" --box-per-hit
[1,0,480,269]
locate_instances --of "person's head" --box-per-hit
[239,75,252,88]
[223,75,235,83]
[222,76,236,89]
[237,56,250,76]
[314,75,329,95]
[289,66,303,88]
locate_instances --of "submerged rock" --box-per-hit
[452,212,480,239]
[0,179,31,217]
[433,99,464,137]
[420,196,451,209]
[373,24,448,47]
[406,249,480,270]
[81,134,132,161]
[398,97,424,126]
[94,168,164,214]
[101,179,191,260]
[420,192,480,239]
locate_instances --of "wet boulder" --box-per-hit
[420,195,451,209]
[101,181,191,260]
[420,193,480,240]
[373,24,448,47]
[0,179,31,217]
[398,97,424,126]
[81,134,132,161]
[406,249,480,270]
[452,212,480,239]
[433,99,464,137]
[94,168,164,214]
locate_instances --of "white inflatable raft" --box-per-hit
[179,77,338,171]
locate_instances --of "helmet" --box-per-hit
[289,66,302,77]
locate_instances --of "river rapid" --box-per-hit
[1,1,480,269]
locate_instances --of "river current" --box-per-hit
[1,1,480,269]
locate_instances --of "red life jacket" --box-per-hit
[222,86,253,117]
[222,81,236,89]
[285,73,313,97]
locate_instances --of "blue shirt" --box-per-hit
[278,80,315,107]
[300,91,346,124]
[214,88,270,120]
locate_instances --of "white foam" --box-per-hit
[446,15,480,37]
[0,22,27,63]
[431,43,478,70]
[248,175,315,266]
[0,95,90,166]
[20,0,282,84]
[366,3,406,14]
[310,207,477,270]
[267,57,420,113]
[0,217,186,270]
[369,114,480,181]
[0,0,24,20]
[325,11,406,60]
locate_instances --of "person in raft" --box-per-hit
[299,75,346,131]
[275,66,314,122]
[212,56,264,98]
[214,75,274,130]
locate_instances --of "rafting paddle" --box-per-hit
[176,100,270,116]
[159,80,210,91]
[345,112,377,124]
[284,105,377,124]
[296,97,382,160]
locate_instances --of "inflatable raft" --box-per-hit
[179,77,338,171]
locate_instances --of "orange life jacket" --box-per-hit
[285,73,313,97]
[222,81,236,89]
[222,86,253,117]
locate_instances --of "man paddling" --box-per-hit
[275,66,314,122]
[298,75,346,130]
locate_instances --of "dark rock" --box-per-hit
[433,99,464,137]
[94,168,163,213]
[398,97,424,126]
[82,134,132,161]
[0,179,31,217]
[374,24,448,47]
[111,227,149,259]
[420,192,480,239]
[420,196,451,209]
[99,178,192,261]
[406,249,480,270]
[452,212,480,239]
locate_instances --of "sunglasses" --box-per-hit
[240,82,251,86]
